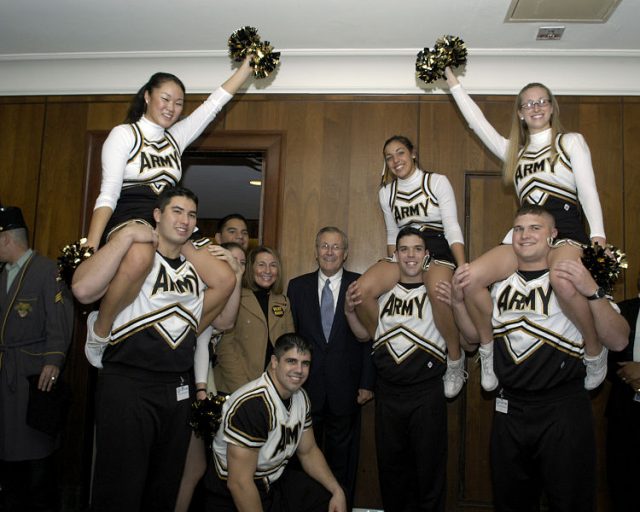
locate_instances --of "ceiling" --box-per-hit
[0,0,635,55]
[1,0,639,96]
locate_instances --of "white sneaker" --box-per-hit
[583,347,608,390]
[443,352,468,398]
[85,311,109,369]
[479,342,499,392]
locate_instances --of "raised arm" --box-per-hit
[444,67,509,161]
[170,57,253,150]
[221,56,254,95]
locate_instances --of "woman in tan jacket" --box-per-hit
[213,246,294,394]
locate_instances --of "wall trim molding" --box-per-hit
[1,48,639,96]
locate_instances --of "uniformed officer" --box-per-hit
[0,206,73,512]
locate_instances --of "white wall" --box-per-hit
[1,49,639,96]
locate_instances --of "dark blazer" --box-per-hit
[287,269,375,417]
[607,297,640,419]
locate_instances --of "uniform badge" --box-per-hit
[272,305,285,317]
[15,302,32,318]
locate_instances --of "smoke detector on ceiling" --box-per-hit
[536,26,565,40]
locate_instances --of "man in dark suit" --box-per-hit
[287,226,375,509]
[607,281,640,512]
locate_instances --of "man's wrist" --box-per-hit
[586,286,607,301]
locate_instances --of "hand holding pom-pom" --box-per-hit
[416,35,467,85]
[189,393,227,443]
[581,242,627,295]
[228,26,281,79]
[57,238,94,287]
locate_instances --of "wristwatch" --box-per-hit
[587,287,607,301]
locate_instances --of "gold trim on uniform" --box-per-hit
[373,324,447,364]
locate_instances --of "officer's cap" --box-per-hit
[0,206,27,232]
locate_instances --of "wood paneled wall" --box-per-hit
[1,90,638,511]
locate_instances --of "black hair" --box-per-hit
[125,72,186,124]
[155,186,199,212]
[380,135,419,186]
[273,333,312,359]
[395,226,428,249]
[216,213,248,234]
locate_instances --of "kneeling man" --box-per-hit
[205,333,346,512]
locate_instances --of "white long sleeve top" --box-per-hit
[449,83,605,239]
[95,87,233,211]
[379,169,464,246]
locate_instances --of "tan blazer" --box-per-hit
[213,288,294,393]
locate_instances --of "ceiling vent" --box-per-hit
[536,26,565,40]
[506,0,621,22]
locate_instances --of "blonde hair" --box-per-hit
[244,246,284,295]
[380,135,419,187]
[502,83,564,186]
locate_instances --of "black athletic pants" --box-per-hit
[204,466,331,512]
[91,365,193,512]
[491,384,596,512]
[375,378,447,512]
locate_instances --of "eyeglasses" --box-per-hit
[520,98,551,110]
[317,243,344,252]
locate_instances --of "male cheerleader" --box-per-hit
[345,226,449,512]
[74,187,230,511]
[448,204,628,511]
[204,333,347,512]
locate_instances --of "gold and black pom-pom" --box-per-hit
[581,242,627,294]
[434,35,467,68]
[228,26,261,61]
[228,26,281,79]
[416,47,444,84]
[189,393,227,442]
[416,35,467,85]
[57,238,94,287]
